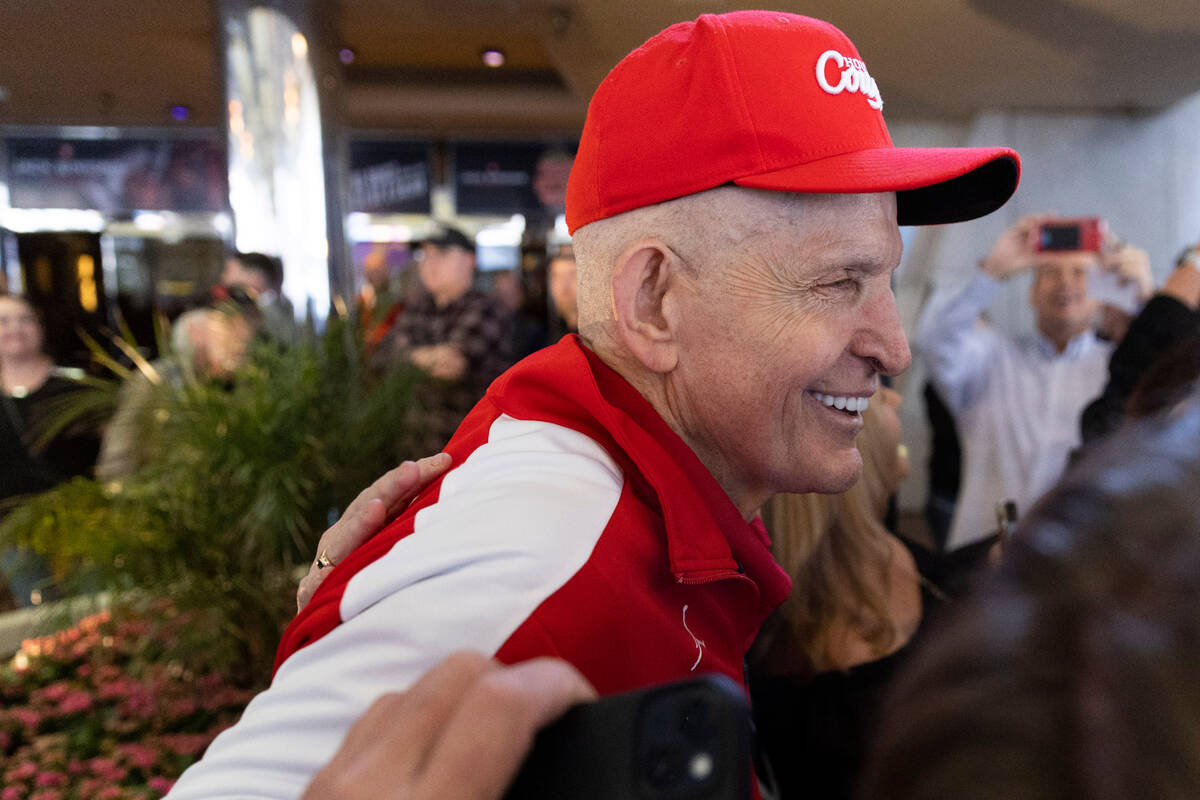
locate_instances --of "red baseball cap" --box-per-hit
[566,11,1020,233]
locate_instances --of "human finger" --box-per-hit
[416,658,598,800]
[1114,246,1153,296]
[365,453,451,520]
[386,453,452,517]
[320,455,450,560]
[297,493,389,613]
[297,454,452,612]
[301,652,494,800]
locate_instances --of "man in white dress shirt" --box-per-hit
[917,215,1150,550]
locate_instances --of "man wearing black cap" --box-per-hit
[218,251,297,345]
[377,225,514,450]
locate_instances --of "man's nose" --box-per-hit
[854,290,912,377]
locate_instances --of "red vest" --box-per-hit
[277,336,791,695]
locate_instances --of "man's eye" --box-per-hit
[825,279,859,292]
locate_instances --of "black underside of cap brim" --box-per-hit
[897,157,1020,226]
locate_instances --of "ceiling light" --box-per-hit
[339,48,356,65]
[170,104,190,121]
[481,48,506,68]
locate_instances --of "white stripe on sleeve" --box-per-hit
[167,415,624,799]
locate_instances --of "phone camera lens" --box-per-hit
[688,752,714,782]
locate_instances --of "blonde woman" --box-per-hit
[749,387,954,800]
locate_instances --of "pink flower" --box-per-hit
[57,690,92,714]
[159,732,212,756]
[148,776,176,794]
[166,698,197,719]
[6,760,37,781]
[86,757,128,782]
[0,787,23,800]
[117,742,157,770]
[37,682,71,704]
[201,686,253,712]
[97,677,135,701]
[67,760,86,775]
[118,685,156,718]
[11,708,41,730]
[34,771,65,787]
[77,778,104,797]
[30,791,64,800]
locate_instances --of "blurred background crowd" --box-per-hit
[3,1,1200,798]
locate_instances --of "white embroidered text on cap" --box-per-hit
[815,49,883,110]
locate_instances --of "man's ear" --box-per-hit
[610,240,686,373]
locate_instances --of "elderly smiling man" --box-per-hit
[168,11,1018,798]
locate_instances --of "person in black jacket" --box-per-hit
[1,293,99,606]
[1080,244,1200,444]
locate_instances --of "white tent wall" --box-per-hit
[889,92,1200,516]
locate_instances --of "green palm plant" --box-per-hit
[1,311,428,682]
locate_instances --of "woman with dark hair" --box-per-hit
[860,394,1200,800]
[0,293,99,605]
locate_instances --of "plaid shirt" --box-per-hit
[380,288,515,454]
[388,287,514,386]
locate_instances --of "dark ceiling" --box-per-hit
[2,0,1200,135]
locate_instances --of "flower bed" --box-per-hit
[0,603,257,799]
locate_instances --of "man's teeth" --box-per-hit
[812,392,869,412]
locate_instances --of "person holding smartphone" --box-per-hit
[916,216,1152,553]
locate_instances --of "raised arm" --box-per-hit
[916,215,1047,412]
[1081,245,1200,443]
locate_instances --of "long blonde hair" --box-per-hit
[752,396,905,677]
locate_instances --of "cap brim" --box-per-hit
[734,146,1020,226]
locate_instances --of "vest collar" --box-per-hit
[491,336,791,610]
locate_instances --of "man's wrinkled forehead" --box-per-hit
[712,190,901,261]
[695,186,895,238]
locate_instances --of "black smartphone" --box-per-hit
[503,674,753,800]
